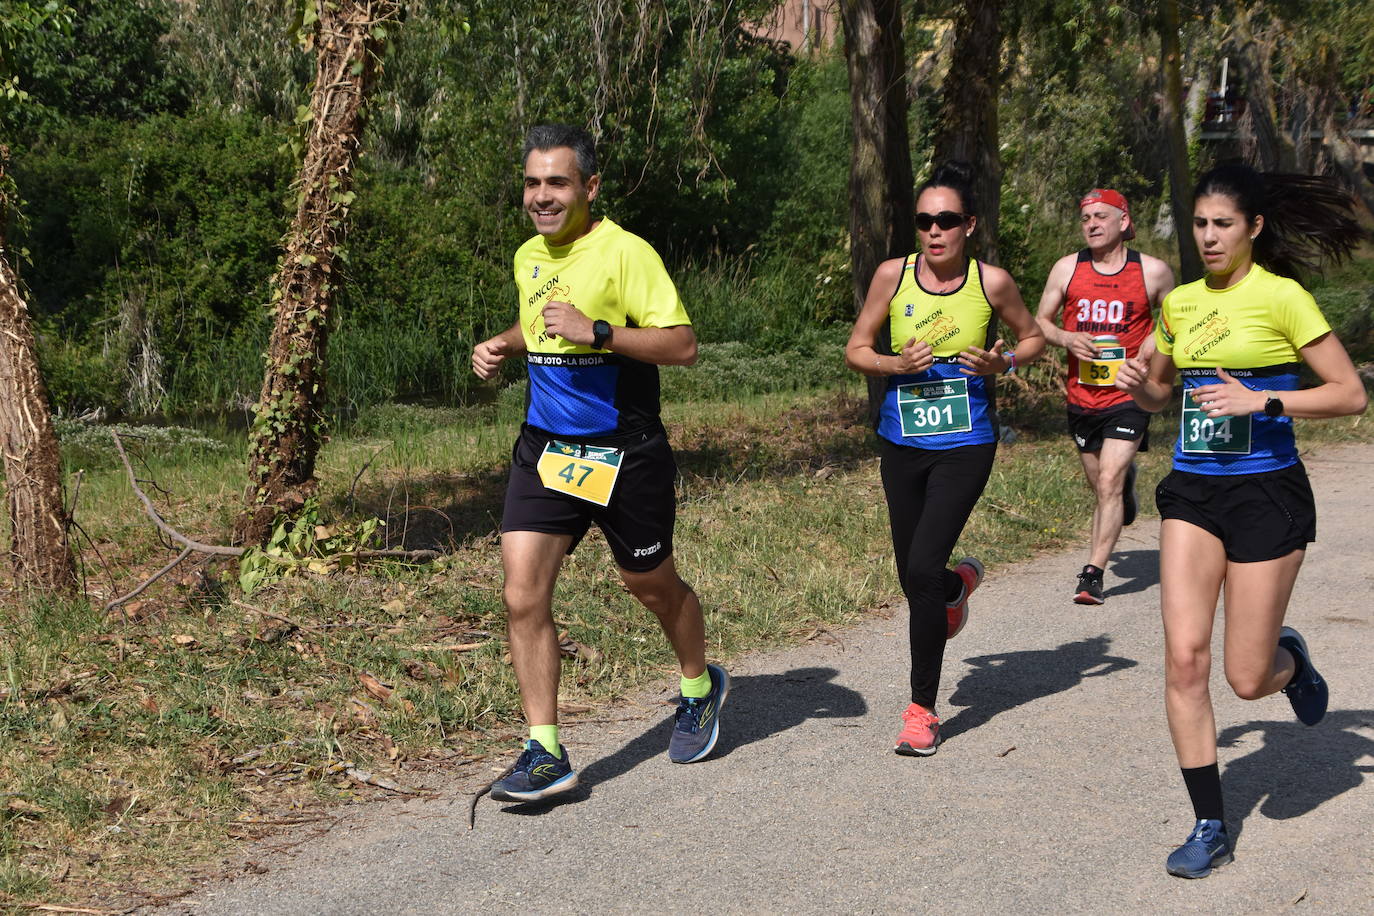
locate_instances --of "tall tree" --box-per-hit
[931,0,1002,265]
[838,0,913,412]
[0,148,76,594]
[1160,0,1204,281]
[234,0,401,546]
[1225,4,1298,173]
[0,3,77,595]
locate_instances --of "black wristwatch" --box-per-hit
[591,319,613,350]
[1263,392,1285,417]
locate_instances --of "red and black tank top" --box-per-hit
[1062,249,1152,412]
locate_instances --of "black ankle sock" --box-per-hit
[1181,763,1224,822]
[1082,564,1103,578]
[943,569,963,604]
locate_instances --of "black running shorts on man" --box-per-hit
[1066,404,1152,454]
[501,425,676,573]
[1155,462,1315,563]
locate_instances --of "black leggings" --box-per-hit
[879,439,996,709]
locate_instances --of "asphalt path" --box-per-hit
[163,443,1374,915]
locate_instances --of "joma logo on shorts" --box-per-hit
[632,542,662,558]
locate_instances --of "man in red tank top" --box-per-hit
[1035,189,1175,604]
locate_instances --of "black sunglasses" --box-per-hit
[915,210,968,231]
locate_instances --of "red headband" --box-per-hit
[1080,188,1134,240]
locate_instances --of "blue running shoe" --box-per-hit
[1166,819,1233,878]
[668,664,730,764]
[489,739,578,803]
[1279,626,1328,726]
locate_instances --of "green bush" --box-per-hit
[55,420,231,472]
[660,326,851,401]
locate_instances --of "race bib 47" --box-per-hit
[536,441,624,505]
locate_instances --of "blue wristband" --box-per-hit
[1004,351,1017,374]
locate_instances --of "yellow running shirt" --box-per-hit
[513,218,691,438]
[877,256,998,448]
[1156,264,1331,474]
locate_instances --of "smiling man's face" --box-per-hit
[523,146,600,246]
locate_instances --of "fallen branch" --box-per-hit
[104,546,193,612]
[111,431,239,557]
[108,431,441,605]
[466,761,517,831]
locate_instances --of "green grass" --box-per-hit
[3,352,1374,908]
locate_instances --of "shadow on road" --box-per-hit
[941,635,1137,742]
[1218,709,1374,844]
[1103,549,1160,599]
[497,667,865,814]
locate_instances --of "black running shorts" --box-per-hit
[1154,462,1316,563]
[1067,404,1152,454]
[501,425,676,572]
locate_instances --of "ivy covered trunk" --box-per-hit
[234,0,400,546]
[838,0,914,417]
[0,148,77,594]
[931,0,1002,266]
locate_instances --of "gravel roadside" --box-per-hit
[156,442,1374,915]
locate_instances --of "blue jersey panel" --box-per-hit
[527,359,621,437]
[1172,366,1300,475]
[877,359,996,449]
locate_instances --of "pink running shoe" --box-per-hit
[946,556,984,639]
[895,702,941,756]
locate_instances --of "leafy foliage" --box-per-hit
[238,498,384,594]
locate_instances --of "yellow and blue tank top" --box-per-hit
[877,256,998,449]
[513,218,691,440]
[1155,265,1331,475]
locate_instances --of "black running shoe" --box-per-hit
[1278,626,1328,726]
[1122,461,1138,527]
[1073,565,1104,605]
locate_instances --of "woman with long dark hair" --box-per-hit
[1116,163,1366,878]
[845,161,1044,755]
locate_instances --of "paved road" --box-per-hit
[165,444,1374,915]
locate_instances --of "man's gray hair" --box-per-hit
[523,124,598,180]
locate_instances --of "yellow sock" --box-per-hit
[680,669,712,699]
[529,724,561,758]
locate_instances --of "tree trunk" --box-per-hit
[0,147,77,595]
[838,0,914,415]
[931,0,1002,266]
[234,0,400,546]
[1160,0,1204,282]
[1227,6,1298,173]
[1322,112,1374,217]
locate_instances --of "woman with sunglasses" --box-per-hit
[845,161,1044,755]
[1115,163,1365,878]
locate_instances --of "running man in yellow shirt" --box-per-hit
[471,125,727,802]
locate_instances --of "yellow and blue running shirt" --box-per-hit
[514,218,690,439]
[1155,265,1331,475]
[877,256,998,449]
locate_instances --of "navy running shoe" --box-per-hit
[1122,461,1138,527]
[668,664,730,764]
[489,739,578,802]
[1166,818,1233,878]
[1279,626,1328,726]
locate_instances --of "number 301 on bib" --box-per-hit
[897,377,973,437]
